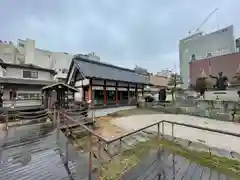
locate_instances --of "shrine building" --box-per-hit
[66,54,150,106]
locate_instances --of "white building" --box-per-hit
[0,38,101,81]
[179,25,236,89]
[0,59,55,107]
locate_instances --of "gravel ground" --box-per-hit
[112,113,240,154]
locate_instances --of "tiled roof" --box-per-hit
[73,56,149,84]
[0,62,56,74]
[0,77,55,86]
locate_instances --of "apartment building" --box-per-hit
[179,25,236,89]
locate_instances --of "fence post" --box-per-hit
[171,123,174,141]
[53,104,56,127]
[161,122,164,139]
[64,140,69,166]
[88,133,92,180]
[56,111,60,143]
[98,139,102,180]
[119,138,122,154]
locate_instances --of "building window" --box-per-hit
[19,43,24,48]
[17,92,40,100]
[22,70,38,79]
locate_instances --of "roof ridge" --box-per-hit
[74,55,137,73]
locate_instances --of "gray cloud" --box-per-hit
[1,0,240,73]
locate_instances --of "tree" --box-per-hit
[167,73,183,103]
[195,77,208,96]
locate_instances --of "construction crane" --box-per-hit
[189,8,219,35]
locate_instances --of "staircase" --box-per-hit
[17,106,48,122]
[63,101,95,126]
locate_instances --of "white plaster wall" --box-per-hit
[74,88,82,101]
[4,67,53,81]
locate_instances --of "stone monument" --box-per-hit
[209,72,228,90]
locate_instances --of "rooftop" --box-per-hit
[0,60,56,74]
[0,77,55,86]
[71,55,149,84]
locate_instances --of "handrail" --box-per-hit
[106,121,160,144]
[162,120,240,138]
[60,111,109,143]
[60,110,240,144]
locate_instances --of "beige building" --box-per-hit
[145,74,168,92]
[0,38,100,81]
[0,38,73,80]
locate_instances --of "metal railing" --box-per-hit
[59,112,240,179]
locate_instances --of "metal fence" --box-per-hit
[60,112,240,179]
[1,106,240,180]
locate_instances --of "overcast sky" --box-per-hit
[1,0,240,73]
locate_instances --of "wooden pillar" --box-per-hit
[127,85,130,105]
[88,80,92,104]
[104,80,107,105]
[135,85,138,101]
[82,86,84,101]
[115,82,118,105]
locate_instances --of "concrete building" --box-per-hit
[0,38,102,81]
[156,69,173,78]
[17,38,72,80]
[179,25,236,89]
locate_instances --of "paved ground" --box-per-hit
[112,114,240,154]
